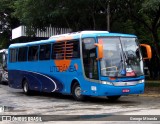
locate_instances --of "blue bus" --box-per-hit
[8,31,151,101]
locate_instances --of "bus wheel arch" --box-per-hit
[71,80,85,101]
[22,78,32,95]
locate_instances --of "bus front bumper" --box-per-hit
[83,83,144,97]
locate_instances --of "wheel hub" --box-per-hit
[75,87,81,98]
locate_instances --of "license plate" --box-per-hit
[122,89,130,93]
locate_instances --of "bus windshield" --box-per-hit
[99,37,143,77]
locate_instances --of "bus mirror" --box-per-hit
[94,43,103,60]
[140,44,152,60]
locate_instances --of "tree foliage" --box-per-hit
[0,0,20,48]
[0,0,160,78]
[118,0,160,57]
[0,0,160,50]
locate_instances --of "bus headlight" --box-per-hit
[101,81,113,85]
[138,79,144,84]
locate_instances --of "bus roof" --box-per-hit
[48,31,110,39]
[9,31,137,48]
[49,31,136,39]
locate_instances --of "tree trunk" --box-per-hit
[107,2,110,31]
[92,13,96,30]
[152,29,160,59]
[151,30,160,79]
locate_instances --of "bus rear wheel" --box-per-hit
[22,80,31,95]
[107,96,121,101]
[72,83,84,101]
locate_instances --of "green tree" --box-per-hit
[117,0,160,58]
[13,0,103,31]
[141,0,160,57]
[0,0,19,48]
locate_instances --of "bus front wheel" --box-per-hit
[72,83,84,101]
[107,96,121,101]
[22,80,31,95]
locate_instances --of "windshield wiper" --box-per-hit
[119,39,136,77]
[119,51,126,75]
[123,51,137,77]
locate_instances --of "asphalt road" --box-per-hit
[0,84,160,123]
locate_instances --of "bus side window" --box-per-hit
[52,42,65,60]
[18,47,28,62]
[66,40,80,59]
[72,41,80,58]
[52,40,80,60]
[9,49,17,63]
[28,46,39,61]
[39,44,51,60]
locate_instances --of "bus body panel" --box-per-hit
[75,78,144,96]
[87,83,144,96]
[8,59,83,94]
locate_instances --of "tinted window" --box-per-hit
[18,47,28,62]
[28,46,39,61]
[52,40,80,60]
[52,42,65,60]
[82,38,98,79]
[9,49,17,62]
[66,40,80,59]
[39,44,51,60]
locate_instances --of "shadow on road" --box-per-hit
[14,90,138,106]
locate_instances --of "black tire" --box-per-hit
[107,96,121,101]
[22,80,32,95]
[72,83,84,101]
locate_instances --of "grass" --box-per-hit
[145,82,160,87]
[144,81,160,94]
